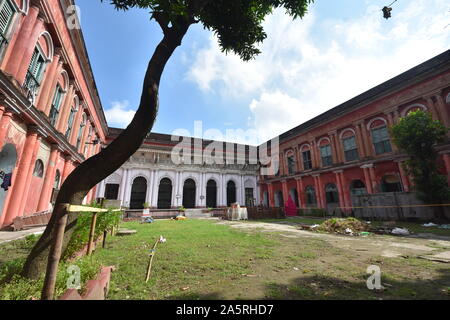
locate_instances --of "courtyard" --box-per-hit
[3,217,449,300]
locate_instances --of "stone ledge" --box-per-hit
[59,266,113,300]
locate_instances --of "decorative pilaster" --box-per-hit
[3,127,39,225]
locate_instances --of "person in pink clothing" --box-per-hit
[284,195,298,217]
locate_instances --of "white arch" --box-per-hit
[339,128,356,140]
[366,117,388,130]
[73,95,80,111]
[317,136,331,146]
[60,70,69,91]
[299,143,311,152]
[401,103,428,117]
[130,175,148,185]
[182,176,199,186]
[244,178,255,188]
[37,31,54,61]
[158,175,173,185]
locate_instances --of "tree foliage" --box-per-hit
[390,110,450,206]
[103,0,314,61]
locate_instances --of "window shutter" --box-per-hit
[0,0,14,37]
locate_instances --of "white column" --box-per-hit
[124,170,133,208]
[240,175,245,206]
[174,171,181,207]
[199,172,205,207]
[119,169,128,206]
[97,180,106,198]
[222,174,227,206]
[152,170,160,206]
[146,170,154,206]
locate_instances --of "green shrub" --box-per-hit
[62,202,122,260]
[0,256,101,300]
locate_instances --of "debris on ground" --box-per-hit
[391,227,410,236]
[142,217,155,223]
[422,222,438,227]
[315,218,370,236]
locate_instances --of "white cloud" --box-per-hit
[187,0,450,144]
[105,100,135,128]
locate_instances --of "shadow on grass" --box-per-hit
[262,268,450,300]
[168,292,223,300]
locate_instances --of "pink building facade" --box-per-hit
[259,51,450,213]
[0,0,108,228]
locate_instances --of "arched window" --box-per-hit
[318,138,333,167]
[49,84,64,126]
[325,184,339,204]
[76,113,86,150]
[286,151,296,175]
[341,129,359,162]
[54,170,61,189]
[369,118,392,155]
[33,159,44,178]
[157,178,172,209]
[0,0,16,49]
[300,145,312,170]
[24,47,47,95]
[305,186,317,206]
[65,106,77,139]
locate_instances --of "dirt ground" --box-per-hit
[218,220,450,260]
[211,219,450,299]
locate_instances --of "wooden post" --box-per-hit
[87,212,98,256]
[145,239,160,283]
[41,204,69,300]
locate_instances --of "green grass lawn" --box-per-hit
[94,219,276,300]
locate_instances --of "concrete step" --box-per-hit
[184,209,212,218]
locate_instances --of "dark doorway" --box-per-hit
[51,170,61,204]
[381,175,403,192]
[206,179,217,208]
[130,177,147,209]
[275,191,284,207]
[325,183,339,204]
[105,183,119,200]
[290,188,299,207]
[245,188,254,207]
[0,143,17,216]
[183,179,196,208]
[350,180,367,196]
[157,178,172,209]
[226,180,236,206]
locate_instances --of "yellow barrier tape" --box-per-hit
[337,203,450,210]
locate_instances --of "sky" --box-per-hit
[76,0,450,146]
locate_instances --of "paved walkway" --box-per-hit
[0,227,46,244]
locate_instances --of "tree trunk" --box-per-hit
[21,22,191,279]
